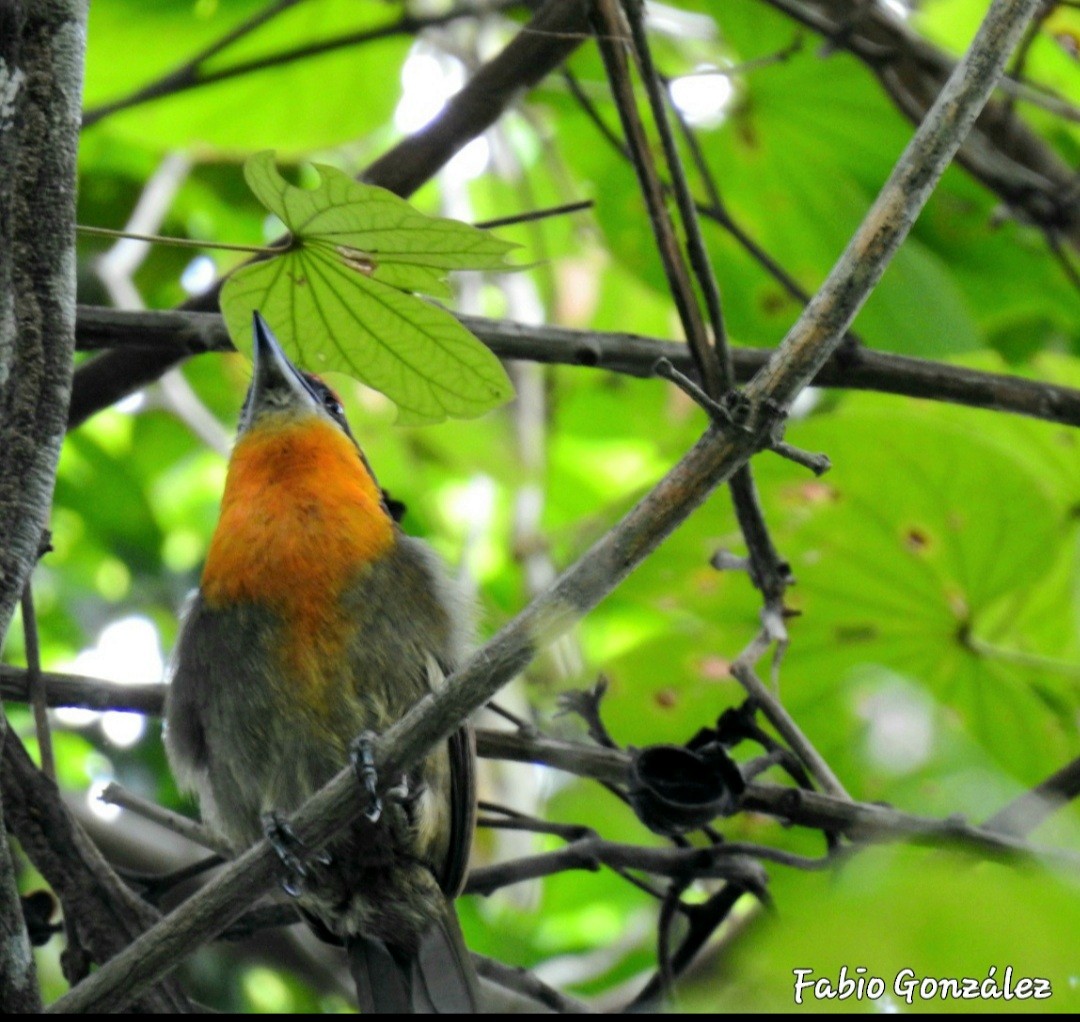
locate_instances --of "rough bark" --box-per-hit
[0,1,87,1011]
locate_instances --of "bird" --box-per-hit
[164,311,479,1013]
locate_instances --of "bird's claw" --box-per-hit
[350,731,384,822]
[261,811,330,897]
[349,731,411,824]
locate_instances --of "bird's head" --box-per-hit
[241,311,355,440]
[236,312,405,521]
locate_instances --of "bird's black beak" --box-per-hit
[240,311,321,431]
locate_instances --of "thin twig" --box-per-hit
[98,783,234,858]
[655,877,689,1007]
[467,834,770,896]
[741,784,1080,869]
[769,441,830,475]
[128,855,225,905]
[619,0,732,377]
[731,633,850,800]
[79,223,287,255]
[1048,233,1080,292]
[473,954,591,1014]
[83,0,305,127]
[20,583,54,781]
[563,65,868,350]
[591,1,712,387]
[477,801,671,901]
[627,882,750,1011]
[474,198,593,230]
[1001,3,1053,123]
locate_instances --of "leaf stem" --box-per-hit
[76,224,290,256]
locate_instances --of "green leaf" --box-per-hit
[220,151,516,423]
[221,247,513,425]
[712,848,1080,1013]
[777,401,1079,787]
[83,0,409,155]
[244,151,518,283]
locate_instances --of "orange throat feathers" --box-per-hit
[202,415,394,681]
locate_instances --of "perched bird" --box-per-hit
[164,312,478,1013]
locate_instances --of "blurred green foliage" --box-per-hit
[7,0,1079,1012]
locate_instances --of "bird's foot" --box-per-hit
[261,811,332,898]
[349,731,409,824]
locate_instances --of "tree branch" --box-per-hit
[983,756,1080,838]
[0,664,166,714]
[730,631,849,800]
[473,953,591,1014]
[467,835,768,896]
[0,1,86,1009]
[73,304,1080,428]
[740,784,1080,868]
[20,582,55,781]
[1,727,194,1011]
[596,0,791,613]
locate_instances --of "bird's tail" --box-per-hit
[345,903,480,1014]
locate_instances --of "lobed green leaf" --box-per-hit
[219,151,518,422]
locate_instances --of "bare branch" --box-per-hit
[731,633,850,800]
[20,582,54,781]
[591,0,713,391]
[0,664,167,714]
[474,197,593,230]
[742,784,1080,868]
[473,954,592,1014]
[467,834,769,895]
[983,756,1080,838]
[74,304,1080,428]
[98,783,233,858]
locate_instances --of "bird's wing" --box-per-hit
[439,722,477,898]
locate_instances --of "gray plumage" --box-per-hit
[165,537,478,1004]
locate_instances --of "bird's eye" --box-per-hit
[304,373,345,420]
